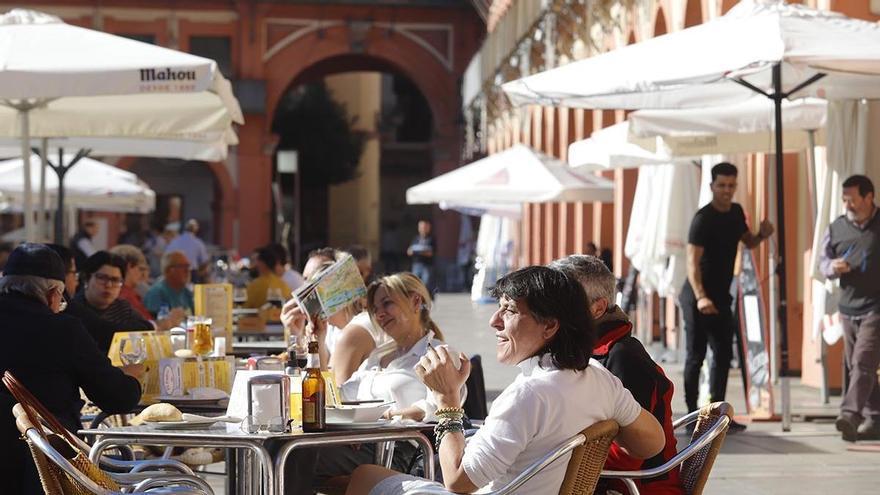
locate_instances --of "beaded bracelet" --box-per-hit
[434,418,465,450]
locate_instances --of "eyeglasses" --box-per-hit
[239,415,286,434]
[93,273,124,287]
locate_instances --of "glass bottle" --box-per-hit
[301,340,325,432]
[285,358,302,426]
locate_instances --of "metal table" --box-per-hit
[80,422,434,495]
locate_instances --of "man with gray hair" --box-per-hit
[0,243,142,493]
[550,254,681,495]
[144,250,194,316]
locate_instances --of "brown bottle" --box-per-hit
[301,340,326,432]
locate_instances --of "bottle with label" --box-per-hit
[301,340,325,432]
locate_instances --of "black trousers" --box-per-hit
[280,441,417,495]
[680,284,735,412]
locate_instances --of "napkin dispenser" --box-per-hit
[246,374,288,431]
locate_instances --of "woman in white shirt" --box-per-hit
[346,266,667,495]
[342,271,460,421]
[285,272,461,495]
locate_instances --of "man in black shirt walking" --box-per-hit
[818,174,880,442]
[680,163,773,431]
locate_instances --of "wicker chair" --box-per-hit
[4,371,211,495]
[14,407,211,495]
[418,420,619,495]
[599,402,733,495]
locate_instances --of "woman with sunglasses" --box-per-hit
[73,251,152,344]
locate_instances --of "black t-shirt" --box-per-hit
[687,202,748,302]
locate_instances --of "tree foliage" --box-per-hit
[272,82,364,187]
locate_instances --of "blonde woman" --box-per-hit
[284,273,463,495]
[342,272,463,422]
[281,258,391,385]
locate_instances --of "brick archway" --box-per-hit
[262,22,464,258]
[263,24,458,144]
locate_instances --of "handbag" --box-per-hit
[3,371,120,495]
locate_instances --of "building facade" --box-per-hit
[463,0,880,387]
[15,0,483,265]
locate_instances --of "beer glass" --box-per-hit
[188,316,214,357]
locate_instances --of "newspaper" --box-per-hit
[292,254,367,320]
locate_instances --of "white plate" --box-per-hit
[325,419,391,430]
[145,419,223,430]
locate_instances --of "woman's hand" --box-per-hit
[281,298,307,337]
[415,346,470,408]
[307,316,328,342]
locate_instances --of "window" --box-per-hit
[189,36,233,77]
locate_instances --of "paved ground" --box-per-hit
[431,293,880,494]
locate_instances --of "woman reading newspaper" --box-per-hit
[282,255,392,385]
[280,271,466,494]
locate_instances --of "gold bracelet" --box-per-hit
[436,406,465,417]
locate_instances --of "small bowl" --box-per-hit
[326,404,392,423]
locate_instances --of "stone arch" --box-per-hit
[263,24,458,140]
[113,157,237,247]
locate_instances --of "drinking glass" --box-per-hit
[119,335,147,365]
[288,335,308,369]
[188,316,214,357]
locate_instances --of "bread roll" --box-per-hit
[130,403,183,425]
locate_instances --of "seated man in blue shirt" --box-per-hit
[144,250,194,317]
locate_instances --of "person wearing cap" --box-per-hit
[0,243,143,494]
[165,219,210,282]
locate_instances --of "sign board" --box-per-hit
[194,283,234,352]
[737,249,775,418]
[158,356,236,396]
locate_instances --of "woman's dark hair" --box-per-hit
[81,251,127,281]
[490,266,595,371]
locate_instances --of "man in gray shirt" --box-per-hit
[819,174,880,441]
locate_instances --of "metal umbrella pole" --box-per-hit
[31,147,90,244]
[733,63,826,432]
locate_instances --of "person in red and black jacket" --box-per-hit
[551,255,681,495]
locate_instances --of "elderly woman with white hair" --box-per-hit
[0,243,143,494]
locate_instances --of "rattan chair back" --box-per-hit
[14,405,65,495]
[5,372,119,495]
[558,420,619,495]
[680,402,732,495]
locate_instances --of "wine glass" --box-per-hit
[119,335,147,365]
[119,335,148,394]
